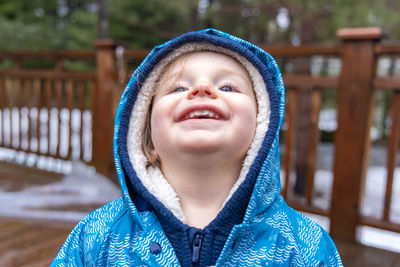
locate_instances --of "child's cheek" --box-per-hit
[150,97,176,134]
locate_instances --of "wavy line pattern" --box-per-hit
[52,29,342,267]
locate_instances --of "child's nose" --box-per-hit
[187,82,217,99]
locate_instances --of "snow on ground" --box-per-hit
[282,166,400,253]
[0,157,120,222]
[304,167,400,224]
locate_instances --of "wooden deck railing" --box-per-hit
[358,39,400,235]
[0,50,96,164]
[374,43,400,230]
[268,28,400,242]
[0,27,399,245]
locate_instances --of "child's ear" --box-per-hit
[149,150,159,164]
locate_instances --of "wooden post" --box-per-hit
[305,87,322,204]
[383,92,400,221]
[92,40,118,178]
[330,27,382,242]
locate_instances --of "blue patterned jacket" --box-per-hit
[52,29,342,266]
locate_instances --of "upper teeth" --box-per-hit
[188,110,220,119]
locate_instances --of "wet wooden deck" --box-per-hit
[1,161,400,266]
[336,241,400,267]
[0,218,72,267]
[1,217,399,266]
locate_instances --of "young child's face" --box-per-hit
[150,51,257,164]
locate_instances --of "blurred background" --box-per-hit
[0,0,400,49]
[0,0,400,266]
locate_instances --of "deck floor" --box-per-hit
[0,218,72,267]
[1,217,400,266]
[336,241,400,267]
[1,161,400,266]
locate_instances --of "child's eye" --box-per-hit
[220,85,234,92]
[172,87,187,93]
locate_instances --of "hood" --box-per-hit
[114,29,285,226]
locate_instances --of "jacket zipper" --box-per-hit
[192,233,203,266]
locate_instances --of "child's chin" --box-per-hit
[179,138,224,154]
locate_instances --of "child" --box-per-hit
[52,29,342,266]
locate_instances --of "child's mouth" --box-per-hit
[177,105,228,122]
[185,110,221,120]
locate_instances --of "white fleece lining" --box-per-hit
[127,43,270,223]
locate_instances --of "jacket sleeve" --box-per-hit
[51,219,92,267]
[316,229,343,266]
[50,198,126,267]
[287,207,343,266]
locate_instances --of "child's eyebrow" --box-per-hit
[219,68,252,85]
[160,62,252,87]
